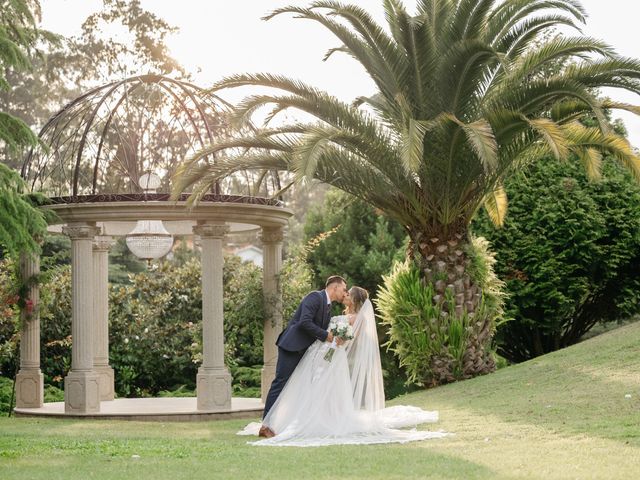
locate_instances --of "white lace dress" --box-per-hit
[238,308,448,447]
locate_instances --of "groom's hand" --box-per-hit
[326,332,334,342]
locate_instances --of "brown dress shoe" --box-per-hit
[258,425,276,438]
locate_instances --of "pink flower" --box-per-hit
[25,299,34,314]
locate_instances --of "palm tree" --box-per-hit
[173,0,640,378]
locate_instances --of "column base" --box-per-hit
[64,370,100,413]
[15,369,44,408]
[196,367,232,411]
[261,364,276,402]
[94,365,115,401]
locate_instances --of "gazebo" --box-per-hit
[13,75,292,419]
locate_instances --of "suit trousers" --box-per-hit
[262,346,305,419]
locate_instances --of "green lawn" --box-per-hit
[1,322,639,480]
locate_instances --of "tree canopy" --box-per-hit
[173,0,640,246]
[0,0,54,256]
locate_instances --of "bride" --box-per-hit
[239,286,448,447]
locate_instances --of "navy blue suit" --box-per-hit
[263,290,331,418]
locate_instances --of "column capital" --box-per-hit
[63,224,99,240]
[92,235,115,252]
[260,227,285,244]
[193,223,229,239]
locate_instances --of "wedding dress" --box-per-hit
[238,299,448,447]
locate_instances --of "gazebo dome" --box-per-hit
[20,74,288,236]
[21,73,280,200]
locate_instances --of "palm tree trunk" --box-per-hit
[410,228,496,383]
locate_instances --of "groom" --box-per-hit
[259,275,348,438]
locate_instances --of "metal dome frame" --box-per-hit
[21,73,281,201]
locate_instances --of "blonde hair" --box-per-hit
[347,286,369,314]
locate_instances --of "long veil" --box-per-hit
[345,299,385,411]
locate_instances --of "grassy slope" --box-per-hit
[1,322,639,480]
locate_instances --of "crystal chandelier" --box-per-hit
[125,173,173,263]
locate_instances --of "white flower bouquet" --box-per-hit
[323,318,354,362]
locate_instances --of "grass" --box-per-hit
[1,322,639,479]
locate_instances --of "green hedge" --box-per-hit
[472,156,640,362]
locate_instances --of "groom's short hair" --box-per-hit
[325,275,346,288]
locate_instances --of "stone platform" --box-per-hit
[14,397,263,422]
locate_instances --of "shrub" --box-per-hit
[0,376,14,414]
[230,366,262,398]
[0,375,58,415]
[377,236,504,387]
[0,259,19,379]
[44,383,64,403]
[472,156,640,362]
[157,385,195,398]
[40,265,72,386]
[280,243,316,325]
[107,257,206,396]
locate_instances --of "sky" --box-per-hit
[40,0,640,148]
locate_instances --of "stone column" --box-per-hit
[193,222,232,411]
[259,227,284,401]
[15,253,44,408]
[63,223,100,414]
[93,236,115,401]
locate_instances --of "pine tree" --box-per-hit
[0,0,52,257]
[0,163,48,256]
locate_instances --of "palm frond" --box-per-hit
[483,182,508,227]
[576,147,603,180]
[263,4,403,103]
[438,39,499,115]
[309,1,406,81]
[549,99,594,124]
[172,151,292,204]
[565,123,640,181]
[487,0,586,43]
[599,100,640,116]
[505,36,617,84]
[559,58,640,95]
[444,114,498,172]
[463,0,496,40]
[526,117,569,160]
[401,117,428,174]
[494,15,583,59]
[292,130,333,183]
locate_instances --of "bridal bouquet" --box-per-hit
[323,318,354,362]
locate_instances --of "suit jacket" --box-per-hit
[277,290,330,353]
